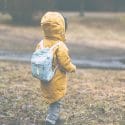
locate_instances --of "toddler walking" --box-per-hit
[36,12,76,125]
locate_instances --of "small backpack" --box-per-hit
[31,40,61,83]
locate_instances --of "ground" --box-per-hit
[0,61,125,125]
[0,12,125,59]
[0,12,125,125]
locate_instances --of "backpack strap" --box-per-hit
[50,41,63,73]
[39,40,44,49]
[50,41,62,52]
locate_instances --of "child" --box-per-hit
[36,12,76,125]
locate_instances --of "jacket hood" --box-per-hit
[41,12,66,41]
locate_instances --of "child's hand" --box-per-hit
[71,65,76,73]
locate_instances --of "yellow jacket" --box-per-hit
[36,12,76,104]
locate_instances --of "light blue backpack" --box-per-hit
[31,40,61,82]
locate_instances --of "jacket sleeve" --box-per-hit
[57,43,76,73]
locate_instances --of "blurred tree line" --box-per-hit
[0,0,125,23]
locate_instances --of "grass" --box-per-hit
[0,12,125,124]
[0,61,125,125]
[67,14,125,49]
[0,12,125,53]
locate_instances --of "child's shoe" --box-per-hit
[56,118,65,125]
[45,120,55,125]
[45,118,64,125]
[45,121,54,125]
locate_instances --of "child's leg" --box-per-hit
[46,100,61,124]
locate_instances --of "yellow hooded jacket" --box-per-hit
[36,12,76,104]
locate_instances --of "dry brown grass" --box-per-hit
[0,61,125,125]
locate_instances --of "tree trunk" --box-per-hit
[79,0,85,16]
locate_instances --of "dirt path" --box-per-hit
[0,50,125,69]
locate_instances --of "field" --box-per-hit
[0,12,125,125]
[0,61,125,125]
[0,12,125,59]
